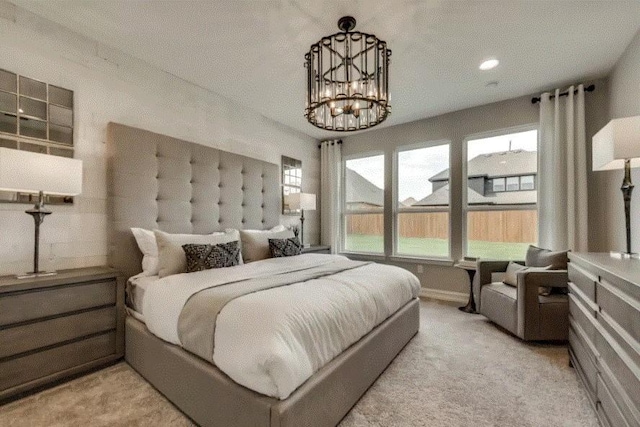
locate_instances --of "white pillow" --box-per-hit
[239,225,294,263]
[131,228,159,277]
[154,229,241,278]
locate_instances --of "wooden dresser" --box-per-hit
[0,267,124,402]
[568,253,640,427]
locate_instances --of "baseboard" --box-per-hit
[419,288,468,304]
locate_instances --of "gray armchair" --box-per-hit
[474,260,569,341]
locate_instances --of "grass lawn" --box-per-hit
[345,234,532,260]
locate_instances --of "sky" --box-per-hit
[346,129,538,202]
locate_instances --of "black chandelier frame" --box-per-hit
[304,16,391,132]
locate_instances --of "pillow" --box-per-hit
[131,228,159,276]
[269,237,302,258]
[502,261,554,295]
[525,245,568,270]
[239,226,294,263]
[503,261,527,287]
[182,241,241,273]
[155,229,241,278]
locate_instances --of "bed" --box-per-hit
[107,123,420,427]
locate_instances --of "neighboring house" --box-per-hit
[345,168,384,210]
[401,197,417,207]
[415,150,537,206]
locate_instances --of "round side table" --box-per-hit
[455,263,477,314]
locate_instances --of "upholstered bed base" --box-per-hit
[126,298,420,427]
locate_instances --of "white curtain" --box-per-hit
[320,139,342,252]
[538,85,588,251]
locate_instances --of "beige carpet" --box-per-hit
[0,300,598,427]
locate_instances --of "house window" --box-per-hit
[395,143,450,258]
[506,176,519,191]
[520,175,535,190]
[465,129,538,260]
[343,154,384,254]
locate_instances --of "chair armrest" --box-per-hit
[474,260,522,313]
[516,270,568,340]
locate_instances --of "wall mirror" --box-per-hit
[0,68,74,205]
[282,156,302,215]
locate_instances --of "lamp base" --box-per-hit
[16,271,57,280]
[609,251,639,260]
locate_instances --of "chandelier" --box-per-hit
[305,16,391,132]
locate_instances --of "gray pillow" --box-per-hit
[155,229,241,278]
[240,228,295,263]
[269,237,302,257]
[503,261,527,287]
[182,241,241,273]
[525,245,568,270]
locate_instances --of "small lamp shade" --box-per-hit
[593,116,640,171]
[0,148,82,195]
[288,192,316,211]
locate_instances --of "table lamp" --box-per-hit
[0,148,83,277]
[592,116,640,258]
[288,192,316,247]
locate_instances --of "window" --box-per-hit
[492,178,505,192]
[520,175,535,190]
[465,129,538,260]
[396,143,450,258]
[343,154,384,253]
[506,176,519,191]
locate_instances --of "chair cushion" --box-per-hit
[525,245,568,270]
[480,283,518,334]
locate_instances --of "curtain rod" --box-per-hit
[531,84,595,104]
[317,139,343,149]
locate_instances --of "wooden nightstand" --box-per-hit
[0,267,124,402]
[302,245,331,254]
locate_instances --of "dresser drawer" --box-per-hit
[597,374,631,427]
[596,328,640,415]
[569,292,598,348]
[569,326,598,399]
[598,364,640,427]
[568,263,597,303]
[597,279,640,347]
[0,332,116,392]
[0,280,116,326]
[0,306,116,359]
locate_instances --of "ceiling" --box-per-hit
[14,1,640,140]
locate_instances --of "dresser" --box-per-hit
[0,267,124,402]
[568,253,640,427]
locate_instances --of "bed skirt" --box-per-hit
[125,298,420,427]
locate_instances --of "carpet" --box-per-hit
[0,300,598,427]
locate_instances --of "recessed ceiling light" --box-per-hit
[479,59,499,71]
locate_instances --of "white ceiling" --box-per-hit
[14,1,640,140]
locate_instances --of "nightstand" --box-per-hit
[302,245,331,254]
[0,267,124,402]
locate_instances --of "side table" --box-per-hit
[455,262,477,314]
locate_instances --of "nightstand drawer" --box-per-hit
[0,306,117,359]
[0,280,116,326]
[0,332,116,392]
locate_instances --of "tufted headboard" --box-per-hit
[106,123,280,279]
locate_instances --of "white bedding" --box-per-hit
[141,254,420,399]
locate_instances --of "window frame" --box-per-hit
[392,140,452,260]
[462,124,539,259]
[341,150,386,255]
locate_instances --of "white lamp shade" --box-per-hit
[288,192,316,211]
[592,116,640,171]
[0,148,83,196]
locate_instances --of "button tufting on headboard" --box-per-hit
[106,123,280,280]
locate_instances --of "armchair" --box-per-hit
[474,260,569,341]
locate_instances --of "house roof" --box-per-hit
[346,168,383,207]
[414,183,536,206]
[401,197,418,207]
[429,150,537,182]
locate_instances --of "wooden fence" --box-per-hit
[346,209,537,243]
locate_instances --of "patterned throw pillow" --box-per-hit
[182,241,240,273]
[268,237,302,258]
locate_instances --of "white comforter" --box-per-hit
[142,254,420,399]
